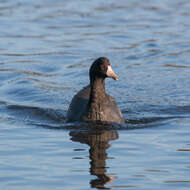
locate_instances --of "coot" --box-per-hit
[67,57,125,124]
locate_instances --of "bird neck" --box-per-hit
[89,77,106,104]
[84,77,106,121]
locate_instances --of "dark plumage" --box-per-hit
[66,57,125,124]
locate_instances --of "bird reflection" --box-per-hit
[70,127,118,189]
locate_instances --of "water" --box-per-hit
[0,0,190,189]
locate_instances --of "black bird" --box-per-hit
[67,57,125,124]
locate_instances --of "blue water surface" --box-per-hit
[0,0,190,189]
